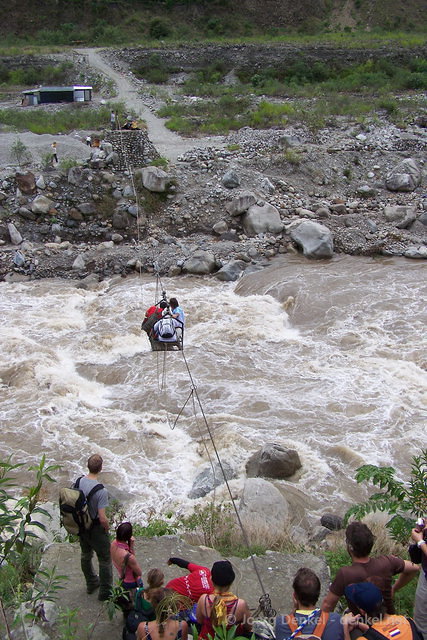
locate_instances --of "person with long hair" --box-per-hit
[111,522,143,591]
[196,561,252,640]
[136,588,188,640]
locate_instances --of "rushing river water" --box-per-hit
[0,254,426,526]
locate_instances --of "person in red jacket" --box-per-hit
[165,557,213,603]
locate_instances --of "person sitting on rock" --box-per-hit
[136,588,188,640]
[196,560,252,640]
[275,567,343,639]
[123,569,166,640]
[342,580,423,640]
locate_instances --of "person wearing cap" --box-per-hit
[321,521,419,615]
[411,519,427,638]
[196,560,252,640]
[165,557,213,603]
[275,568,343,639]
[342,580,423,640]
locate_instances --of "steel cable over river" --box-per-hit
[0,254,426,530]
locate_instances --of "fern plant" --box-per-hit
[345,449,427,543]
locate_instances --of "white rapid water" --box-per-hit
[0,254,425,525]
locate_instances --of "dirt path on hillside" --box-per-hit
[78,47,226,163]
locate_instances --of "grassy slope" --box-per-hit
[4,0,427,45]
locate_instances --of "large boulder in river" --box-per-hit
[246,443,302,479]
[140,166,170,192]
[385,158,421,192]
[239,478,289,535]
[188,461,237,499]
[183,250,216,274]
[242,203,283,236]
[215,259,247,281]
[289,220,334,258]
[226,191,257,216]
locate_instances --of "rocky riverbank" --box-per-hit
[0,46,426,283]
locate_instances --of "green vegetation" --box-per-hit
[150,156,169,169]
[345,449,427,543]
[10,138,32,165]
[148,54,427,135]
[0,456,66,637]
[0,61,73,88]
[0,103,126,135]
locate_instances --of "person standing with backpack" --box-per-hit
[77,454,112,600]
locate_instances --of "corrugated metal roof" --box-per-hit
[23,85,92,94]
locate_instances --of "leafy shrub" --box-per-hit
[10,138,32,165]
[377,98,399,115]
[345,449,427,543]
[134,54,174,84]
[149,18,171,39]
[249,101,294,127]
[132,517,177,537]
[59,158,79,172]
[150,156,169,169]
[283,148,302,165]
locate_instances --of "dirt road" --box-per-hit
[78,47,226,162]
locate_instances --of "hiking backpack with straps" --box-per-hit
[287,611,329,639]
[157,317,175,339]
[59,476,104,535]
[362,617,423,640]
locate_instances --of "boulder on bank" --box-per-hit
[31,195,54,215]
[222,169,240,189]
[239,477,289,536]
[15,171,36,195]
[289,220,334,258]
[226,191,257,216]
[385,158,421,192]
[8,222,23,245]
[246,443,302,479]
[242,203,283,236]
[183,249,216,274]
[383,205,417,229]
[140,166,170,192]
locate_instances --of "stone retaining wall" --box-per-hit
[116,43,427,74]
[103,129,159,170]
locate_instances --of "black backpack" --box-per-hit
[59,476,103,535]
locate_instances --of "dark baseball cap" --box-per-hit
[344,582,383,614]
